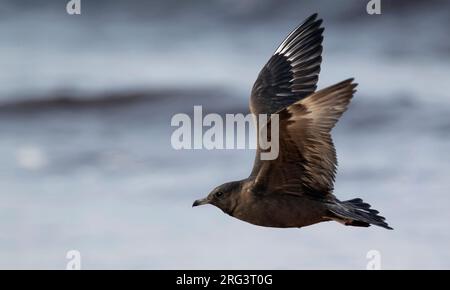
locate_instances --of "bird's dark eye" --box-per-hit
[215,191,224,198]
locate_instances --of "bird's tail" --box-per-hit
[328,198,393,230]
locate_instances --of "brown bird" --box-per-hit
[193,14,392,230]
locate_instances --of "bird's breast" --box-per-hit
[232,193,328,228]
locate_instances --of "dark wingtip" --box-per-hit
[343,78,355,84]
[341,78,358,91]
[301,13,323,31]
[308,13,319,21]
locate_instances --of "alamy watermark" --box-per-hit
[171,106,279,161]
[366,250,381,270]
[66,250,81,270]
[366,0,382,15]
[66,0,81,15]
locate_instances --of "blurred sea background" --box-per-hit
[1,0,450,269]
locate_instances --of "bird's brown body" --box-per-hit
[231,189,330,228]
[193,14,392,230]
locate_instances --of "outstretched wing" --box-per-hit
[250,14,324,115]
[252,79,357,198]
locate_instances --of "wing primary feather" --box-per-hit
[250,14,324,115]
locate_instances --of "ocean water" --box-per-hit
[1,0,450,269]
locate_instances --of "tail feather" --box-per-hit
[328,198,393,230]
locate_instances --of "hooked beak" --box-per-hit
[192,197,209,207]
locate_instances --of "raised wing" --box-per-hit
[250,14,324,115]
[252,79,357,198]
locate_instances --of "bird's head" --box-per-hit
[192,181,242,215]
